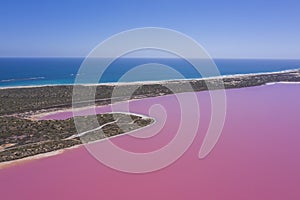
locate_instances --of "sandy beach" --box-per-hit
[0,68,299,90]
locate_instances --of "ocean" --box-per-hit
[0,57,300,87]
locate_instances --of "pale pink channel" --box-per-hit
[0,84,300,199]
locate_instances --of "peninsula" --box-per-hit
[1,69,299,162]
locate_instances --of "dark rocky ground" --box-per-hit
[0,69,299,162]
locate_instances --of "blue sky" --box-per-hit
[1,0,300,58]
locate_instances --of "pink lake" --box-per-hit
[0,84,300,200]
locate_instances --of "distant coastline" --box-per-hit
[1,68,299,90]
[1,58,300,88]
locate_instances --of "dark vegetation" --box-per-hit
[0,113,153,162]
[0,70,299,116]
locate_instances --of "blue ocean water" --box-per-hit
[0,58,300,87]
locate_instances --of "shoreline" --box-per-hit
[1,68,300,168]
[2,82,300,169]
[0,111,155,164]
[265,81,300,85]
[0,68,299,90]
[0,144,81,170]
[1,68,299,118]
[0,111,156,170]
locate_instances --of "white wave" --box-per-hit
[0,76,45,83]
[0,79,15,82]
[0,68,299,89]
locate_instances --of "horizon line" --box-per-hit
[1,56,300,60]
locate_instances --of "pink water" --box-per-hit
[1,84,300,199]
